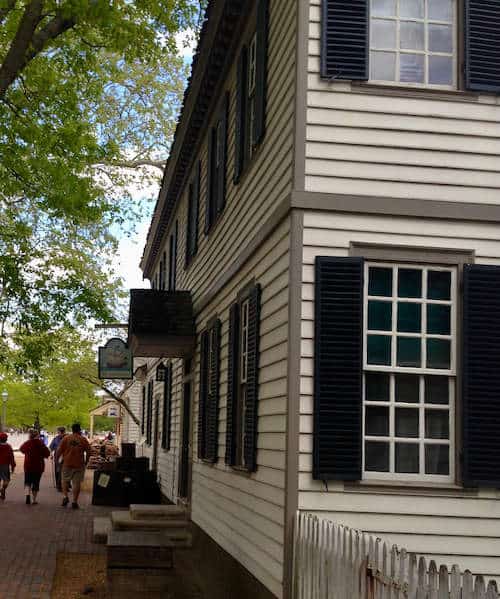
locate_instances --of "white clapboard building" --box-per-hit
[122,1,500,597]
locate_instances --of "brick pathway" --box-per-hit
[0,454,113,599]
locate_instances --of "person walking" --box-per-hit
[49,426,67,491]
[0,432,16,501]
[19,429,50,505]
[56,422,90,510]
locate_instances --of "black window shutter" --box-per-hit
[462,264,500,487]
[314,257,363,481]
[161,363,172,451]
[205,134,214,234]
[465,0,500,92]
[146,380,153,445]
[234,47,248,185]
[254,0,268,146]
[321,0,369,81]
[243,284,262,472]
[197,330,209,459]
[226,303,240,465]
[206,320,221,463]
[216,94,228,216]
[141,385,146,436]
[186,162,200,265]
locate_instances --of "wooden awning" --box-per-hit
[127,289,196,358]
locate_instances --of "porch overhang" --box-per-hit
[127,289,196,358]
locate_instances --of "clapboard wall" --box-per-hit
[298,210,500,580]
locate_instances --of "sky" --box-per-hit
[112,31,197,291]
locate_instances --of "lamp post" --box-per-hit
[1,390,7,433]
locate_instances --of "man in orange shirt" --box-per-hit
[56,422,91,509]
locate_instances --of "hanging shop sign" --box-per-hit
[107,405,119,418]
[98,338,133,380]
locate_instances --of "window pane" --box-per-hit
[427,271,451,300]
[427,304,451,335]
[369,267,393,297]
[366,373,390,402]
[427,338,450,369]
[372,19,397,49]
[400,22,425,50]
[397,302,421,333]
[371,51,397,81]
[425,376,449,404]
[400,53,425,83]
[400,0,424,18]
[367,335,392,365]
[395,443,419,473]
[398,269,422,298]
[429,55,453,86]
[365,441,390,471]
[425,444,449,475]
[397,337,421,367]
[429,24,453,53]
[368,301,392,331]
[372,0,396,16]
[395,374,420,403]
[366,406,390,436]
[425,409,449,439]
[429,0,453,21]
[396,408,419,438]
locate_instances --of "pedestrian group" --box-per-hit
[0,422,91,508]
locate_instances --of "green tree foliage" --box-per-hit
[1,328,100,430]
[0,1,199,368]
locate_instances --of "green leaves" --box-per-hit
[0,0,198,369]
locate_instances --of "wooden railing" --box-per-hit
[292,512,499,599]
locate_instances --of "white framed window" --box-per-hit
[240,299,250,384]
[363,262,456,482]
[370,0,457,88]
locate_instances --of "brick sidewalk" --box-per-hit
[0,454,113,599]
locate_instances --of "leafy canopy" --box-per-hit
[0,1,199,369]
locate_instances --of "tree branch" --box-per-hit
[80,374,141,427]
[105,159,166,172]
[0,5,76,100]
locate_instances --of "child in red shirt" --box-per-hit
[0,432,16,500]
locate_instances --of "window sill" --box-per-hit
[345,478,479,497]
[230,465,252,478]
[351,81,480,103]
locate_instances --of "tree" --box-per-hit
[0,1,200,369]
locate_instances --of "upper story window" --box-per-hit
[321,0,500,93]
[233,0,268,184]
[370,0,456,87]
[205,95,228,234]
[185,162,200,267]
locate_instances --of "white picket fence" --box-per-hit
[292,512,499,599]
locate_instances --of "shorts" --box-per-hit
[61,467,85,485]
[24,472,42,492]
[0,465,10,482]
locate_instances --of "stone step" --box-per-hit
[129,503,187,521]
[107,530,192,569]
[93,517,112,544]
[111,510,188,531]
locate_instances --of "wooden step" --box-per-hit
[129,503,187,521]
[111,510,188,531]
[93,517,112,544]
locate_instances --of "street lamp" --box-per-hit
[1,390,7,433]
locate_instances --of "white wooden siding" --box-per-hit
[306,0,500,205]
[142,1,297,594]
[299,209,500,581]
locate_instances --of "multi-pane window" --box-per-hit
[363,263,456,482]
[370,0,456,87]
[235,299,250,465]
[247,33,257,157]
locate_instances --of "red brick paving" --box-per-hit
[0,454,113,599]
